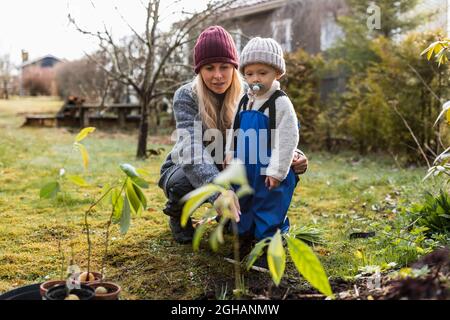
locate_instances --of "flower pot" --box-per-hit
[0,283,41,300]
[39,280,66,298]
[44,284,95,300]
[90,282,121,300]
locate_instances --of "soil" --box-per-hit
[197,247,450,300]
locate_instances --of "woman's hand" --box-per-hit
[291,150,308,174]
[214,190,241,222]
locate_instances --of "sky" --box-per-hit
[0,0,209,67]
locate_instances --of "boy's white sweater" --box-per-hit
[225,80,299,181]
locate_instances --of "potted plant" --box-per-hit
[77,162,148,300]
[37,128,148,300]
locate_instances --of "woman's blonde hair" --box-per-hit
[193,68,243,136]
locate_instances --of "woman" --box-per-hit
[158,26,308,244]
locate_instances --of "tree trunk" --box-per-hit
[2,80,8,100]
[136,98,149,159]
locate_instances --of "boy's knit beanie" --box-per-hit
[193,26,239,74]
[239,37,286,76]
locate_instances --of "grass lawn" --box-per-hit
[0,97,440,299]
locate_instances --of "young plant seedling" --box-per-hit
[181,159,253,297]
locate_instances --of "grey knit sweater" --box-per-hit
[160,81,222,192]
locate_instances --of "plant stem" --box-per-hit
[101,179,127,280]
[231,219,242,297]
[84,186,115,277]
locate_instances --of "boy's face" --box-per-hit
[243,63,282,95]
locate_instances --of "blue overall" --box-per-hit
[232,90,298,240]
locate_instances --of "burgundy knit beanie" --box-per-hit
[193,26,239,74]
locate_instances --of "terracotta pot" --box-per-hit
[39,280,66,298]
[90,282,121,300]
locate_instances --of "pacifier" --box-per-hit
[251,83,265,93]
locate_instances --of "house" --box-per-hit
[20,54,62,72]
[218,0,347,55]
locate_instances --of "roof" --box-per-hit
[219,0,290,20]
[20,54,62,68]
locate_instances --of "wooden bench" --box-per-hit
[22,115,57,127]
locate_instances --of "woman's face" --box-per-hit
[199,63,234,94]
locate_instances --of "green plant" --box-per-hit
[38,127,149,283]
[290,225,324,245]
[245,230,333,298]
[181,159,253,298]
[181,160,333,298]
[83,162,149,279]
[408,190,450,235]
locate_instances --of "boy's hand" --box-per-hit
[265,176,280,190]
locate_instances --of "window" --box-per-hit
[271,19,292,52]
[320,12,344,51]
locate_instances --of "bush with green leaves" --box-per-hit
[341,32,449,160]
[409,190,450,236]
[181,160,333,298]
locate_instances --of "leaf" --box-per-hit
[111,188,124,223]
[66,175,89,187]
[286,237,333,297]
[193,222,208,251]
[131,176,149,189]
[267,230,286,286]
[40,181,60,199]
[132,183,147,210]
[180,184,223,227]
[209,221,225,252]
[246,238,270,270]
[119,195,131,235]
[120,163,139,178]
[126,179,143,215]
[213,159,249,187]
[354,250,364,259]
[291,226,324,245]
[433,101,450,126]
[235,184,254,198]
[75,127,96,142]
[136,168,151,179]
[76,143,89,170]
[421,41,438,59]
[192,208,217,251]
[422,167,436,181]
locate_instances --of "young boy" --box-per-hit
[225,37,300,246]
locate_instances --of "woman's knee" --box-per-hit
[162,167,195,217]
